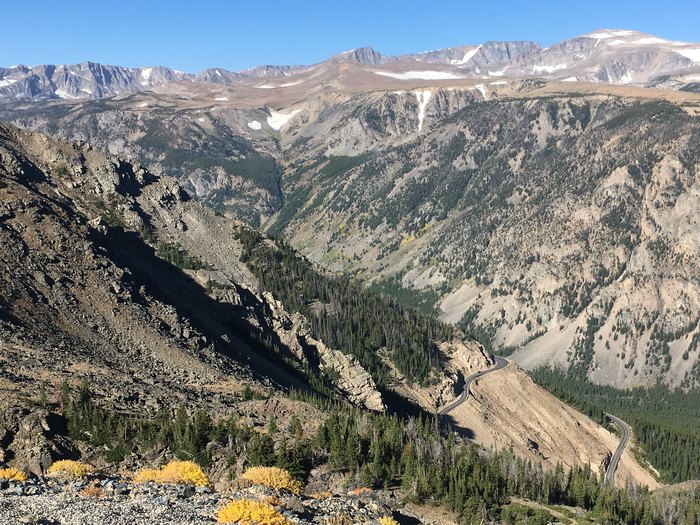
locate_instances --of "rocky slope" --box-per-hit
[3,74,700,389]
[0,123,660,489]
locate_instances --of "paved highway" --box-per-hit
[604,413,630,486]
[438,356,509,415]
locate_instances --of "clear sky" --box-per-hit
[2,0,699,72]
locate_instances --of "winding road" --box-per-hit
[604,413,631,486]
[438,356,509,415]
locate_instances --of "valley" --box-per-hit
[2,24,700,525]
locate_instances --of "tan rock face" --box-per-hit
[393,339,659,489]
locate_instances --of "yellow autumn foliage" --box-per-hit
[133,461,210,487]
[47,460,95,479]
[240,466,303,494]
[0,467,28,482]
[217,498,292,525]
[379,516,400,525]
[132,468,160,483]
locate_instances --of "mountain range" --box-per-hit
[2,29,700,391]
[1,29,700,103]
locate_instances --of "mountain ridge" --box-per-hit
[2,29,700,102]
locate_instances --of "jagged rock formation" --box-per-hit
[2,29,700,103]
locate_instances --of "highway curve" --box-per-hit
[605,413,631,486]
[438,356,509,415]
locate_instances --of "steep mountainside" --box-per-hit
[0,122,658,488]
[4,79,700,389]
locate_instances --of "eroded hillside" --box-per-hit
[7,81,699,388]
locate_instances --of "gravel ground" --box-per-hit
[0,478,394,525]
[0,493,219,525]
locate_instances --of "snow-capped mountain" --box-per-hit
[1,30,699,102]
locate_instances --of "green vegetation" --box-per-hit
[234,225,452,385]
[59,381,700,525]
[531,367,700,483]
[368,275,440,316]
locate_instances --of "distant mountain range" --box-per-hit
[1,29,700,102]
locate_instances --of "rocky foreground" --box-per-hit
[0,476,400,525]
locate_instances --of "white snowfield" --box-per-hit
[0,79,18,88]
[586,30,638,39]
[214,96,229,101]
[375,70,463,80]
[257,81,303,89]
[415,89,432,132]
[532,64,569,73]
[267,109,302,130]
[55,89,77,99]
[677,48,700,63]
[451,46,481,65]
[247,120,262,130]
[140,68,153,84]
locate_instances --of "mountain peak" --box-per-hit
[336,47,388,65]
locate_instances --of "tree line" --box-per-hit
[531,367,700,483]
[234,225,453,385]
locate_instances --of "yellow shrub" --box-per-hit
[240,466,303,494]
[217,498,292,525]
[133,468,160,483]
[0,468,28,482]
[47,460,95,479]
[133,461,210,487]
[379,517,399,525]
[79,485,105,498]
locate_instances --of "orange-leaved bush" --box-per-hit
[0,467,28,482]
[47,460,95,479]
[133,461,210,487]
[216,498,292,525]
[240,466,303,494]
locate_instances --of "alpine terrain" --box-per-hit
[1,26,700,525]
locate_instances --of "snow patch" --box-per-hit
[451,46,481,65]
[489,81,508,85]
[375,70,463,80]
[632,37,668,45]
[55,89,77,99]
[474,84,488,99]
[586,30,636,39]
[562,77,578,82]
[140,67,153,86]
[487,69,506,77]
[415,89,432,132]
[267,109,302,130]
[197,117,205,122]
[257,81,303,89]
[138,102,149,107]
[0,79,18,88]
[247,120,262,130]
[677,48,700,63]
[80,88,93,95]
[215,69,222,77]
[532,63,568,73]
[619,71,633,84]
[214,96,229,101]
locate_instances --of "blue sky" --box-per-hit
[2,0,699,72]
